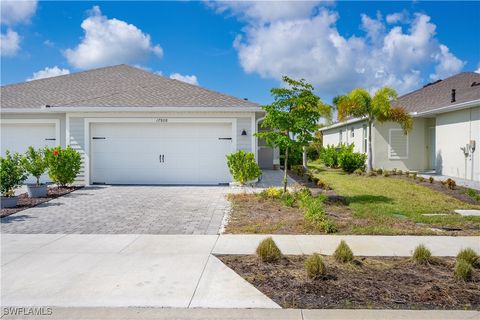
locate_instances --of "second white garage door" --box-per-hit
[90,122,233,185]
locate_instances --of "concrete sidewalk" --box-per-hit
[1,307,478,320]
[2,234,479,310]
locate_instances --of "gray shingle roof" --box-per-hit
[393,72,480,113]
[0,64,260,109]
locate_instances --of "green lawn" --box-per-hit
[309,163,480,235]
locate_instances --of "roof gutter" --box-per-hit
[1,105,264,113]
[319,117,367,131]
[411,99,480,117]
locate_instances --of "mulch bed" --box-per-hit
[219,254,480,310]
[0,186,81,218]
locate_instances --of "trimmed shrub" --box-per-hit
[305,253,326,279]
[442,178,456,190]
[22,147,48,185]
[353,169,364,176]
[397,170,403,175]
[0,151,28,197]
[320,219,338,234]
[382,170,390,177]
[226,150,262,185]
[256,237,282,263]
[339,151,367,173]
[316,179,331,190]
[456,248,479,266]
[376,168,383,174]
[319,144,354,168]
[454,259,473,281]
[418,176,425,182]
[429,176,434,184]
[412,244,432,264]
[303,196,326,221]
[281,192,295,207]
[259,187,283,199]
[334,240,354,263]
[45,146,81,187]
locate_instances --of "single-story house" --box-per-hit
[320,72,480,182]
[0,64,278,185]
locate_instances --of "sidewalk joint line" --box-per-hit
[187,234,220,308]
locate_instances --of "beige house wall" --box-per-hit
[435,106,480,181]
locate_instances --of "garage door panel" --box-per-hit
[1,123,57,184]
[91,122,233,185]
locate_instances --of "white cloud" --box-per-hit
[26,66,70,81]
[386,11,409,24]
[0,0,38,56]
[214,3,466,96]
[476,65,480,74]
[0,29,20,56]
[430,44,466,80]
[1,0,37,25]
[169,73,199,85]
[65,6,163,69]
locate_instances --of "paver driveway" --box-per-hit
[1,186,229,234]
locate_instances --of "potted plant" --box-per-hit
[23,147,49,198]
[226,150,262,186]
[0,151,28,208]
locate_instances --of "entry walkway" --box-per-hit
[419,172,480,190]
[2,234,479,309]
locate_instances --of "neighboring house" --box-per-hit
[0,64,277,185]
[320,72,480,182]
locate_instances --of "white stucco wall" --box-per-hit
[321,119,368,152]
[373,118,429,171]
[435,106,480,181]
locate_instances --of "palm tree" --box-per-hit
[335,87,413,172]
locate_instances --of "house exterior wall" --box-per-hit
[435,106,480,181]
[67,112,255,185]
[321,119,368,153]
[373,118,429,171]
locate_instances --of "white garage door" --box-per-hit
[90,122,233,185]
[1,123,57,184]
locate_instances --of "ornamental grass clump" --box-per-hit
[454,259,473,281]
[256,237,282,263]
[412,244,432,265]
[305,253,326,279]
[334,240,354,263]
[456,248,479,266]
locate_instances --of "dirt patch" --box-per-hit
[1,186,81,218]
[219,254,480,310]
[225,193,321,234]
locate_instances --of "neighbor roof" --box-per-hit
[0,64,260,109]
[393,72,480,114]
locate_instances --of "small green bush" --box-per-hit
[334,240,354,263]
[291,165,305,177]
[382,170,390,177]
[456,248,479,266]
[339,151,367,173]
[294,187,312,203]
[397,170,403,175]
[45,146,81,187]
[305,253,326,279]
[316,178,331,190]
[466,189,480,201]
[412,172,417,180]
[391,168,397,175]
[303,196,326,221]
[319,144,340,168]
[353,168,363,176]
[405,171,410,177]
[256,237,282,263]
[22,147,48,185]
[226,150,262,185]
[0,151,28,197]
[320,219,338,233]
[418,176,425,182]
[429,176,434,183]
[281,192,295,207]
[376,168,383,174]
[454,259,473,281]
[259,187,283,199]
[442,178,456,190]
[412,244,432,264]
[367,171,377,177]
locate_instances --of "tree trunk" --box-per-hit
[367,120,373,172]
[302,146,308,171]
[283,147,289,193]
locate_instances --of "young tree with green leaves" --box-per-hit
[256,76,328,192]
[335,87,413,172]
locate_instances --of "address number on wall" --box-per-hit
[154,118,168,123]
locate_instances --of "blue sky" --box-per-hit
[1,1,479,105]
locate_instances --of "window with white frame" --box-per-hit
[388,129,408,159]
[339,129,343,144]
[362,125,367,153]
[350,127,354,138]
